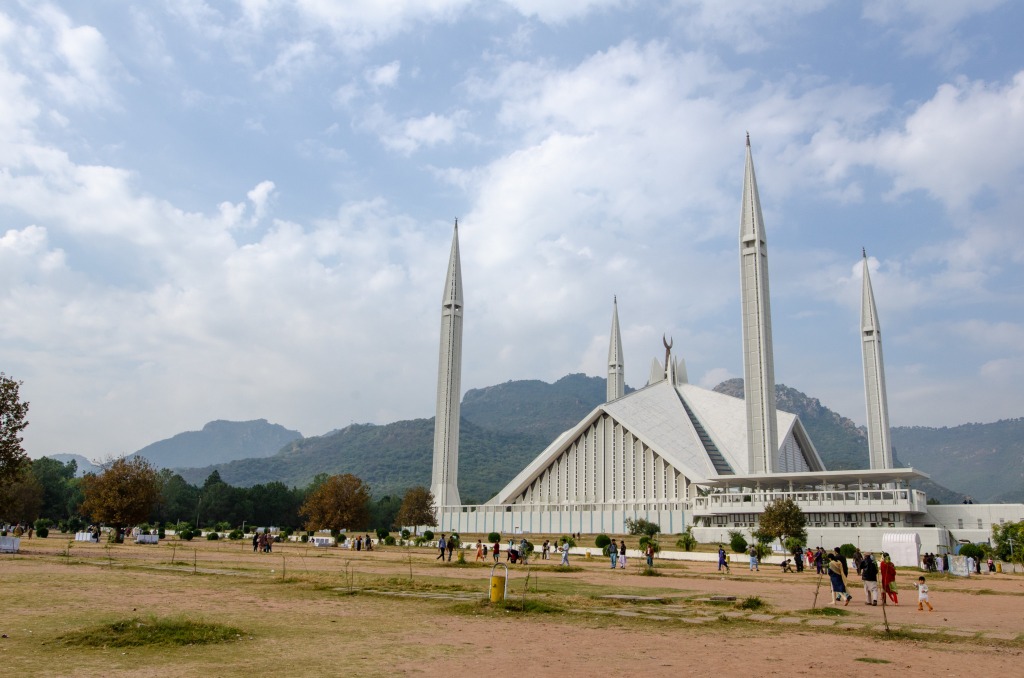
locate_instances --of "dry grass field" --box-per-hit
[1,536,1022,677]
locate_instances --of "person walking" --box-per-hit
[718,546,730,573]
[645,542,655,567]
[492,538,500,563]
[814,547,824,575]
[861,553,879,605]
[748,544,759,572]
[827,554,852,605]
[560,539,570,566]
[475,539,484,562]
[446,535,455,561]
[252,531,259,553]
[520,538,530,565]
[436,534,447,560]
[879,552,898,606]
[609,539,618,569]
[618,540,627,569]
[915,576,934,611]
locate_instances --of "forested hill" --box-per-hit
[130,419,302,469]
[176,418,551,504]
[892,419,1024,503]
[166,374,1009,503]
[176,374,608,501]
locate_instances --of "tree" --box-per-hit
[992,520,1024,565]
[30,457,78,521]
[0,373,30,485]
[394,486,436,532]
[624,517,661,536]
[0,469,43,525]
[299,473,370,532]
[756,498,807,548]
[80,457,160,540]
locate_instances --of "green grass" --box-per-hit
[855,658,891,664]
[637,566,664,576]
[54,616,246,648]
[803,607,850,616]
[737,596,766,610]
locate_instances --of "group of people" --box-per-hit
[347,534,374,551]
[252,531,275,553]
[821,547,922,609]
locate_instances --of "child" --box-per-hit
[915,576,934,611]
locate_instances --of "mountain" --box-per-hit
[130,419,302,469]
[892,419,1024,503]
[176,418,551,504]
[45,454,101,476]
[165,375,1003,505]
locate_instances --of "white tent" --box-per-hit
[882,532,921,568]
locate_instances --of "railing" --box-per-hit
[692,489,926,513]
[440,501,692,513]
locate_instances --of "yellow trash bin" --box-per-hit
[489,575,506,602]
[996,562,1002,573]
[489,563,508,602]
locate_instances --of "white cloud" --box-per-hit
[256,40,319,91]
[863,0,1008,64]
[382,112,465,154]
[364,60,400,88]
[247,180,276,220]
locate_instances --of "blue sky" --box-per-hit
[2,1,1022,461]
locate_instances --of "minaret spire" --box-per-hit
[739,136,779,474]
[431,220,463,506]
[861,250,893,469]
[607,296,625,401]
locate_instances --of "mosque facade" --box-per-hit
[428,139,1024,555]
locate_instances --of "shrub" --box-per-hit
[414,536,427,546]
[448,533,461,548]
[228,530,243,540]
[206,532,220,541]
[839,543,857,559]
[595,534,611,548]
[423,530,435,541]
[215,521,231,532]
[738,596,766,611]
[336,534,346,545]
[400,529,411,540]
[675,527,697,551]
[560,535,577,548]
[639,535,661,553]
[301,534,309,543]
[376,527,389,540]
[729,530,748,553]
[67,517,85,533]
[384,535,396,546]
[487,532,501,543]
[179,530,194,541]
[625,518,661,536]
[158,526,166,539]
[37,527,49,538]
[34,518,53,531]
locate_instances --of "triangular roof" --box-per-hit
[488,380,825,504]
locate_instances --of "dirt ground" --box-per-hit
[1,537,1021,677]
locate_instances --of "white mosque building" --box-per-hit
[428,138,1024,555]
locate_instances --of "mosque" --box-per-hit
[427,138,1024,556]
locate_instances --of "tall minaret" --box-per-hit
[607,296,625,401]
[861,250,893,469]
[739,134,779,474]
[431,221,463,506]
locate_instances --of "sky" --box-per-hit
[2,1,1022,462]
